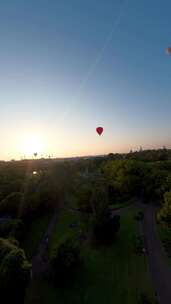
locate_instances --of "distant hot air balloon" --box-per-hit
[96,127,103,136]
[165,47,171,55]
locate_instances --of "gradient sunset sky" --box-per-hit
[0,0,171,160]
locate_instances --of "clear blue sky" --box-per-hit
[0,0,171,160]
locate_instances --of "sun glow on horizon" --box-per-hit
[21,135,44,158]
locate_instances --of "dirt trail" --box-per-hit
[25,209,59,303]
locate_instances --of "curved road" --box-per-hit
[142,204,171,304]
[112,202,171,304]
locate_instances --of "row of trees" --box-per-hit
[1,151,171,220]
[108,148,171,162]
[0,161,77,219]
[75,159,171,207]
[1,156,171,226]
[1,154,171,295]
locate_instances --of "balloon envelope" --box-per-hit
[96,127,103,136]
[166,47,171,55]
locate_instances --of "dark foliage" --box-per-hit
[51,235,81,285]
[0,219,24,241]
[0,192,23,217]
[0,238,31,303]
[93,211,120,244]
[139,292,158,304]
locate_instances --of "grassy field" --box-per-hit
[109,197,136,211]
[26,207,156,304]
[65,193,79,209]
[22,213,52,260]
[157,223,171,266]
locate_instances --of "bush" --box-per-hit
[51,235,81,285]
[0,238,16,261]
[0,219,24,241]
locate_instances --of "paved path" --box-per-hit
[142,204,171,304]
[112,202,171,304]
[31,209,59,278]
[25,209,60,303]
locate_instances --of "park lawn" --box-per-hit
[157,223,171,266]
[27,208,155,304]
[22,213,52,260]
[109,197,137,211]
[65,193,79,209]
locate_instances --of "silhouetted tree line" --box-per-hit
[1,154,171,224]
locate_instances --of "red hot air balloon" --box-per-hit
[96,127,103,136]
[166,47,171,55]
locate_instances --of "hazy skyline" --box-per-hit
[0,0,171,160]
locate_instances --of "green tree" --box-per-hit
[0,238,31,303]
[0,192,23,217]
[76,176,109,217]
[0,219,24,241]
[19,170,59,218]
[157,191,171,226]
[103,160,144,199]
[0,238,17,261]
[51,235,80,285]
[0,249,30,303]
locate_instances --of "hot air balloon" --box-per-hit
[96,127,103,136]
[165,47,171,55]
